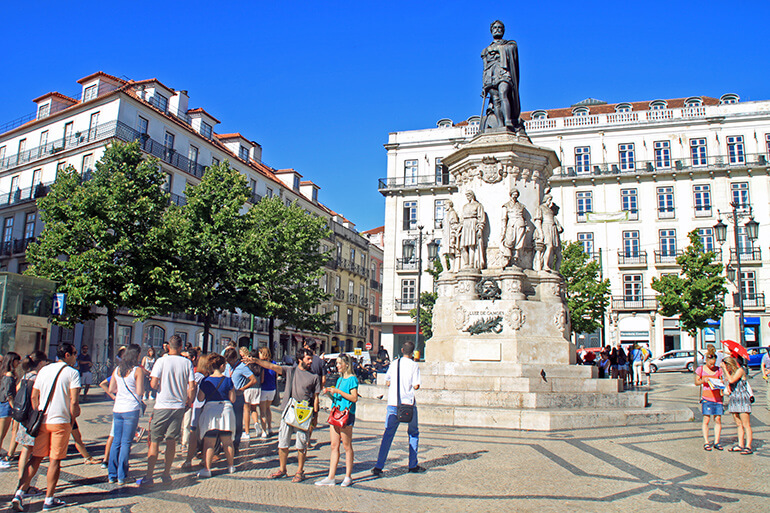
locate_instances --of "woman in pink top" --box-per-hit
[694,348,724,451]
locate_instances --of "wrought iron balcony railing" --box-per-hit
[612,296,658,311]
[394,299,416,311]
[654,250,683,264]
[733,293,765,309]
[618,251,647,266]
[730,247,762,262]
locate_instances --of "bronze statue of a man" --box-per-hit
[481,20,524,133]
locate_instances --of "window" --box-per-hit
[147,325,165,347]
[24,213,36,240]
[404,160,418,185]
[155,93,169,113]
[698,228,715,252]
[621,188,638,220]
[435,158,448,185]
[88,112,99,140]
[575,147,591,174]
[175,332,187,345]
[56,162,67,173]
[693,184,711,217]
[293,175,300,190]
[201,122,212,139]
[684,97,702,107]
[766,134,770,159]
[311,188,318,203]
[615,104,632,113]
[63,122,74,147]
[320,274,328,293]
[0,147,5,163]
[649,100,667,110]
[654,141,670,169]
[350,248,356,264]
[31,169,42,188]
[84,85,98,101]
[239,146,249,161]
[348,279,355,297]
[731,182,749,211]
[164,132,175,150]
[336,242,342,259]
[720,94,739,105]
[358,311,365,328]
[188,145,199,166]
[81,154,94,175]
[333,305,340,323]
[212,157,219,166]
[266,187,273,198]
[10,176,19,195]
[434,199,445,229]
[690,138,707,166]
[163,172,172,192]
[622,231,640,256]
[572,107,589,116]
[17,139,26,159]
[619,143,635,171]
[117,325,132,346]
[360,283,365,299]
[37,103,50,119]
[736,226,754,254]
[659,229,676,257]
[401,279,416,304]
[577,232,594,255]
[532,110,548,119]
[741,271,757,302]
[403,201,417,230]
[623,274,643,301]
[39,131,49,156]
[727,136,745,164]
[576,191,592,222]
[2,218,13,244]
[657,186,675,219]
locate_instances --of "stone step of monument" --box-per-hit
[418,362,598,379]
[359,384,645,410]
[353,397,693,431]
[411,374,620,393]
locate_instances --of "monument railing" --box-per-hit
[378,174,456,192]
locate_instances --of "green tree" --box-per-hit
[652,230,727,356]
[560,241,611,340]
[165,162,251,352]
[409,259,442,340]
[239,197,332,353]
[26,141,173,362]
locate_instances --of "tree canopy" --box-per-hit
[560,241,611,339]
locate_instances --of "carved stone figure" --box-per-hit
[500,188,528,268]
[443,200,461,271]
[459,191,486,270]
[533,194,563,272]
[481,20,524,134]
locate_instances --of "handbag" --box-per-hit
[281,369,313,431]
[396,358,414,423]
[327,405,349,428]
[744,380,755,403]
[25,364,67,437]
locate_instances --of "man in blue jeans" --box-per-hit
[372,341,424,475]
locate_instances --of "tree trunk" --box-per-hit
[268,316,275,358]
[107,306,116,364]
[203,313,211,354]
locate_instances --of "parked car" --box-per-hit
[649,350,704,373]
[747,347,770,368]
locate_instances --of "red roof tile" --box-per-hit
[32,91,78,104]
[76,71,127,85]
[187,107,221,124]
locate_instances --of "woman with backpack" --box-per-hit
[0,351,21,465]
[12,351,48,497]
[107,344,145,484]
[196,353,236,478]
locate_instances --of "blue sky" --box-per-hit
[2,1,768,230]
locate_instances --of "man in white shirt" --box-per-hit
[371,341,423,475]
[12,343,81,512]
[138,335,195,486]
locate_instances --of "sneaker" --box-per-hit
[371,467,383,476]
[160,474,172,485]
[315,477,336,486]
[260,431,268,439]
[340,476,353,487]
[135,477,154,487]
[24,487,44,498]
[100,462,108,469]
[0,460,11,469]
[228,466,236,474]
[408,465,426,473]
[42,497,67,511]
[11,494,23,512]
[241,433,250,441]
[197,469,212,479]
[107,477,117,484]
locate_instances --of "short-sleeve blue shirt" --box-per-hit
[199,376,233,402]
[227,361,255,390]
[332,375,359,415]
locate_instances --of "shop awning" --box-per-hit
[743,317,760,325]
[705,319,721,326]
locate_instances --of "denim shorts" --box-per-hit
[0,401,11,418]
[701,400,723,416]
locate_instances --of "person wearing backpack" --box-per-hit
[0,352,21,467]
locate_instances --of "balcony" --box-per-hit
[334,289,345,301]
[395,299,416,311]
[657,207,675,220]
[654,250,683,265]
[348,293,358,305]
[370,279,382,291]
[618,251,647,267]
[346,324,357,335]
[612,296,658,311]
[369,314,381,323]
[378,174,456,193]
[730,247,762,264]
[0,237,36,258]
[360,297,369,308]
[553,153,770,180]
[169,193,187,206]
[333,321,341,333]
[396,258,419,271]
[358,326,367,337]
[733,293,765,309]
[0,183,51,210]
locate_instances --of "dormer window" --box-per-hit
[293,175,300,191]
[467,116,481,126]
[239,146,249,161]
[572,107,589,116]
[201,122,212,139]
[37,103,50,120]
[720,93,739,105]
[437,118,452,128]
[684,97,702,107]
[531,110,548,120]
[155,93,169,113]
[615,103,632,113]
[649,100,667,110]
[312,188,318,203]
[84,85,98,102]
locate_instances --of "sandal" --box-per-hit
[741,447,753,455]
[292,471,306,483]
[703,443,712,451]
[84,457,100,464]
[728,445,744,452]
[712,443,723,451]
[269,470,287,479]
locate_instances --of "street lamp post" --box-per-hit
[414,225,439,356]
[714,203,759,349]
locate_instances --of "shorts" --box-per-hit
[0,401,11,418]
[278,418,309,451]
[244,388,261,405]
[80,371,93,386]
[150,408,185,443]
[701,400,723,416]
[260,390,276,402]
[32,423,72,460]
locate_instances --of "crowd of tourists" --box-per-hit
[580,343,653,388]
[0,336,424,510]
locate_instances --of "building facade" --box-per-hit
[0,71,381,364]
[379,94,769,359]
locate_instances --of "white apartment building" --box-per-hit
[379,94,770,359]
[0,71,382,363]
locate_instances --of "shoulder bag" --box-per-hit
[25,364,67,437]
[282,368,313,431]
[327,377,350,428]
[396,358,414,423]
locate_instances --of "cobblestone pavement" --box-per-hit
[0,372,767,512]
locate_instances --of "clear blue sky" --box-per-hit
[2,1,768,230]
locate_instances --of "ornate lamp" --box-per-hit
[744,217,759,241]
[427,239,440,261]
[726,265,736,282]
[713,219,727,244]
